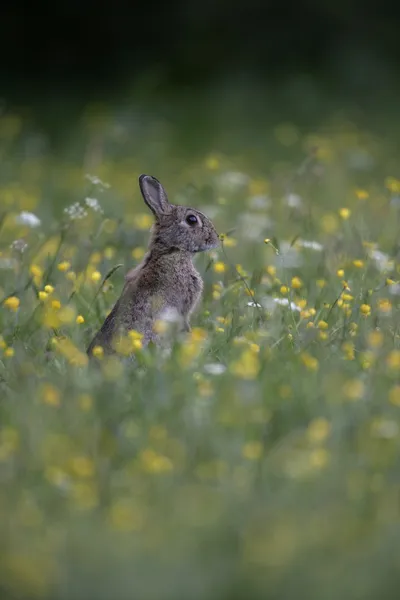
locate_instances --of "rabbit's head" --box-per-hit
[139,175,220,253]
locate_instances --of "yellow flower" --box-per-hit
[66,271,76,281]
[91,270,101,283]
[387,350,400,370]
[339,207,351,220]
[76,315,85,324]
[70,456,94,478]
[320,213,339,234]
[318,320,328,330]
[132,247,145,261]
[133,213,153,230]
[316,279,327,288]
[4,347,14,358]
[389,385,400,406]
[385,177,400,194]
[266,265,276,277]
[343,379,364,401]
[300,352,319,371]
[291,276,302,289]
[205,154,220,170]
[104,246,116,259]
[38,291,48,302]
[342,341,355,360]
[309,448,330,469]
[360,303,371,317]
[377,298,392,314]
[44,284,54,294]
[353,259,364,268]
[57,261,71,272]
[91,345,104,359]
[41,383,61,407]
[139,448,173,474]
[342,293,353,302]
[336,269,345,278]
[109,500,145,532]
[355,188,369,200]
[231,349,260,379]
[319,331,328,341]
[30,264,43,280]
[213,261,226,274]
[242,441,263,460]
[307,418,330,443]
[280,285,289,295]
[3,296,20,311]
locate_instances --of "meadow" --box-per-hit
[1,99,400,599]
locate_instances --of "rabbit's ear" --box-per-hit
[139,175,171,216]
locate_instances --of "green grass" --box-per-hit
[1,105,400,600]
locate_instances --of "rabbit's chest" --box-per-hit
[167,270,202,315]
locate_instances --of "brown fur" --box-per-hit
[87,175,219,356]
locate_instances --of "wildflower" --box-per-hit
[85,173,110,188]
[353,259,364,268]
[16,211,41,227]
[355,189,369,200]
[133,213,153,230]
[231,348,260,379]
[319,331,328,341]
[320,213,339,234]
[44,284,54,294]
[339,208,351,220]
[10,239,28,253]
[3,296,20,311]
[104,246,116,259]
[342,342,355,360]
[139,449,173,474]
[272,297,301,312]
[109,500,145,532]
[85,197,103,213]
[64,202,88,220]
[342,293,353,302]
[213,261,226,274]
[91,345,104,359]
[343,379,364,401]
[242,441,263,460]
[91,271,101,283]
[57,261,71,272]
[291,276,302,289]
[360,303,371,317]
[300,352,319,371]
[307,418,330,443]
[76,315,85,324]
[205,155,220,170]
[266,265,276,277]
[309,448,330,469]
[316,279,327,288]
[318,320,328,330]
[30,264,43,281]
[70,456,94,478]
[387,350,400,370]
[132,247,145,261]
[377,298,392,314]
[51,300,61,311]
[298,239,323,251]
[389,385,400,406]
[280,285,289,295]
[4,347,14,358]
[204,363,226,375]
[337,269,345,278]
[286,193,303,208]
[41,384,61,407]
[38,291,48,302]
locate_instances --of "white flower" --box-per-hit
[64,202,88,220]
[204,363,226,375]
[286,193,303,208]
[239,213,272,240]
[247,301,262,308]
[261,296,301,313]
[0,258,18,269]
[217,171,250,190]
[85,174,110,189]
[277,241,303,268]
[369,249,393,272]
[248,195,271,210]
[298,239,323,251]
[16,211,41,228]
[85,197,103,213]
[389,284,400,297]
[10,239,28,253]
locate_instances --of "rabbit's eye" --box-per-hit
[186,214,198,226]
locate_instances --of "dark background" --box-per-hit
[2,0,400,139]
[3,1,400,93]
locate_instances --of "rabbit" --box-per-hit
[87,174,220,356]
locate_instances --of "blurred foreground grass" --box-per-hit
[1,102,400,599]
